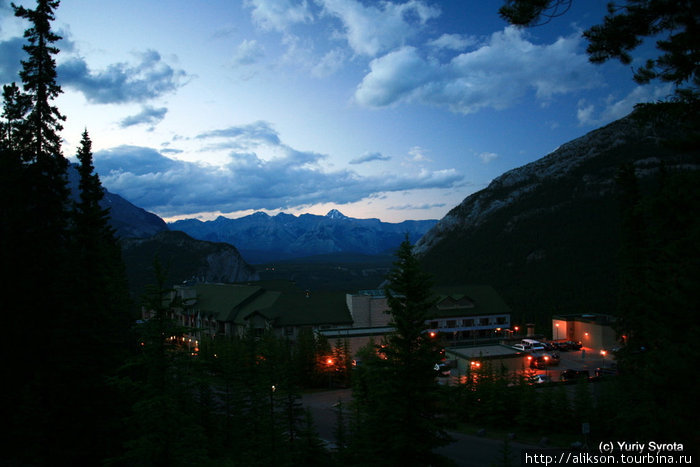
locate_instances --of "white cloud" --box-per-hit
[354,46,434,107]
[317,0,440,57]
[311,48,346,77]
[58,50,189,104]
[356,26,601,114]
[408,146,431,162]
[349,151,390,164]
[246,0,313,32]
[478,152,499,163]
[232,39,265,66]
[427,33,476,51]
[388,202,446,211]
[577,83,675,126]
[119,105,168,129]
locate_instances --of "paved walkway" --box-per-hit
[301,388,540,466]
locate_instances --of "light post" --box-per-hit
[326,357,334,388]
[600,350,607,369]
[555,323,560,341]
[543,355,550,379]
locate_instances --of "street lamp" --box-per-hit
[600,349,607,369]
[326,357,335,388]
[543,355,550,379]
[555,323,560,341]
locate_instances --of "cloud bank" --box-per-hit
[120,105,168,128]
[58,50,188,104]
[0,37,24,83]
[318,0,440,57]
[349,151,390,164]
[94,122,463,217]
[355,26,601,114]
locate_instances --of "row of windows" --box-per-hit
[429,316,508,329]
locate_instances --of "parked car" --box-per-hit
[529,354,559,369]
[560,369,589,381]
[566,341,583,350]
[529,374,552,384]
[555,340,582,351]
[541,342,556,351]
[434,362,451,377]
[594,367,617,377]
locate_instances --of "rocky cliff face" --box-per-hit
[415,109,699,320]
[120,231,259,297]
[415,113,696,257]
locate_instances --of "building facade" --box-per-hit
[552,313,620,351]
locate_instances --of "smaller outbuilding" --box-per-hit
[552,313,620,351]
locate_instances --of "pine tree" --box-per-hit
[13,0,66,162]
[351,238,452,466]
[65,129,132,461]
[2,1,73,463]
[112,259,208,466]
[1,82,31,150]
[499,1,699,99]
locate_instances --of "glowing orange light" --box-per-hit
[600,350,607,356]
[429,331,437,338]
[326,358,334,366]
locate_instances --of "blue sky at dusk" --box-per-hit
[0,1,673,222]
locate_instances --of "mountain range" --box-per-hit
[415,108,699,326]
[66,163,168,238]
[66,164,259,298]
[169,209,437,263]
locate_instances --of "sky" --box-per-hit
[0,0,673,223]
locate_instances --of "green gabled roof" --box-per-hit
[429,285,511,318]
[235,290,282,324]
[190,283,265,322]
[188,281,352,327]
[263,288,352,326]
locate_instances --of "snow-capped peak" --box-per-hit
[325,209,348,220]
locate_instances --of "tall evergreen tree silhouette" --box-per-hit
[69,129,132,461]
[0,1,133,463]
[350,238,452,466]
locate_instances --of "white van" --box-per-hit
[519,339,545,351]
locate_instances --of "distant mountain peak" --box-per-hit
[326,209,348,219]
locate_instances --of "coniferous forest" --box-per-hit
[2,1,698,466]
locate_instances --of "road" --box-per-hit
[301,389,538,466]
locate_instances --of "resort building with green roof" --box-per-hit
[143,282,512,356]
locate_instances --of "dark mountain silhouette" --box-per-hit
[415,109,699,326]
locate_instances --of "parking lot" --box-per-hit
[441,344,617,384]
[526,346,615,381]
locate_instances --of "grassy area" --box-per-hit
[255,254,393,291]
